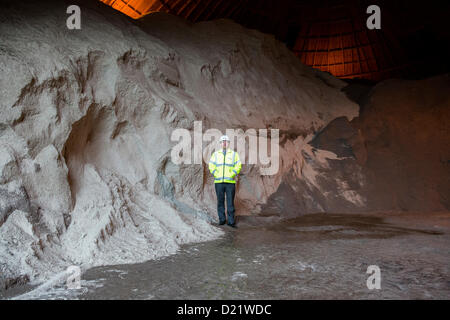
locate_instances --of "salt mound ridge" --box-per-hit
[0,0,358,287]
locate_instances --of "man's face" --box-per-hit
[222,140,229,149]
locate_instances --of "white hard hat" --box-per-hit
[220,135,230,142]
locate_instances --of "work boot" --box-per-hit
[227,223,237,228]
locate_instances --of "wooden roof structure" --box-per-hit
[291,1,405,81]
[99,0,248,21]
[99,0,449,82]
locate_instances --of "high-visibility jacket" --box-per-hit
[209,149,242,184]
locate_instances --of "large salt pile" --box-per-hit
[8,0,450,290]
[0,0,360,287]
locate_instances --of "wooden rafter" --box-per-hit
[348,5,364,78]
[191,0,215,21]
[215,0,239,20]
[313,56,379,68]
[185,0,203,20]
[293,41,385,54]
[152,0,172,13]
[229,0,252,21]
[176,0,193,16]
[226,0,247,21]
[326,21,331,73]
[200,0,224,20]
[165,0,184,13]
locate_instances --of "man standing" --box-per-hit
[208,135,242,228]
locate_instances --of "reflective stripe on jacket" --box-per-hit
[208,149,242,184]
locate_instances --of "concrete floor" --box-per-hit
[4,211,449,300]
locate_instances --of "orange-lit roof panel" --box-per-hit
[100,0,161,19]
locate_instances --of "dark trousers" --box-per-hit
[214,183,236,225]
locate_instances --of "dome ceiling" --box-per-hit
[99,0,449,82]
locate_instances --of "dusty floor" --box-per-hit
[3,212,450,300]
